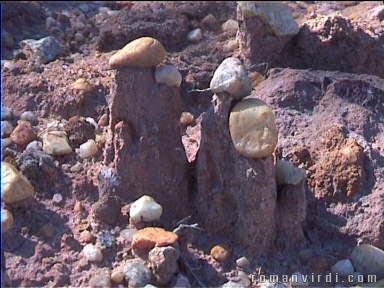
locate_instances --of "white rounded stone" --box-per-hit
[82,244,103,262]
[155,65,182,87]
[187,28,203,42]
[78,139,98,159]
[129,195,163,224]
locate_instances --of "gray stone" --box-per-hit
[187,28,203,42]
[222,281,246,288]
[1,107,13,121]
[350,244,384,279]
[148,246,179,285]
[20,111,37,124]
[124,259,152,288]
[20,36,64,64]
[155,65,182,87]
[236,257,250,269]
[331,259,355,276]
[210,57,251,99]
[275,160,306,186]
[1,121,14,138]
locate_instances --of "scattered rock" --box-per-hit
[229,98,278,158]
[123,259,152,288]
[1,207,14,232]
[42,131,72,156]
[201,14,217,29]
[148,246,179,285]
[111,269,125,284]
[25,140,43,151]
[289,272,308,287]
[223,39,239,52]
[248,71,265,87]
[52,193,63,204]
[179,112,194,126]
[171,274,191,288]
[1,107,13,121]
[132,227,178,253]
[130,195,163,224]
[10,121,37,146]
[210,245,230,262]
[65,116,95,148]
[1,161,35,204]
[118,227,137,243]
[1,121,14,138]
[236,257,250,270]
[331,259,355,277]
[77,139,98,159]
[89,270,111,288]
[370,6,384,21]
[109,37,166,68]
[350,244,384,280]
[237,2,299,36]
[155,64,182,87]
[237,271,251,287]
[71,78,94,94]
[19,36,65,64]
[98,114,109,127]
[210,57,251,99]
[20,111,37,124]
[275,160,306,186]
[222,281,246,288]
[222,19,238,35]
[82,244,103,262]
[187,28,203,42]
[79,230,95,244]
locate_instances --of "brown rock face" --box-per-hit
[195,94,278,257]
[103,67,189,223]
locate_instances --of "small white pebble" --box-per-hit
[77,139,98,159]
[82,244,103,262]
[187,28,203,42]
[52,193,63,204]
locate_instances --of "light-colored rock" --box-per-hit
[10,121,37,146]
[123,259,152,288]
[111,269,125,284]
[72,78,93,93]
[19,36,64,64]
[350,244,384,280]
[149,246,179,285]
[223,39,239,52]
[1,121,14,138]
[26,140,43,151]
[229,98,278,158]
[130,195,163,224]
[187,28,203,42]
[82,244,103,262]
[248,71,265,87]
[236,256,250,269]
[52,193,63,204]
[79,230,95,244]
[1,207,14,232]
[331,259,355,276]
[210,245,230,262]
[1,107,13,120]
[109,37,166,68]
[172,274,191,288]
[237,2,299,36]
[1,162,35,204]
[222,19,238,35]
[77,139,98,159]
[98,114,109,127]
[222,281,246,288]
[89,270,111,288]
[210,57,251,99]
[290,272,308,287]
[42,130,72,156]
[179,112,194,126]
[132,227,178,252]
[276,160,306,186]
[155,65,182,87]
[20,111,37,124]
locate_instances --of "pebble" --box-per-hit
[26,140,43,151]
[222,19,238,35]
[52,193,63,204]
[82,244,103,262]
[1,107,13,120]
[148,246,180,285]
[111,269,125,284]
[79,230,95,243]
[1,121,14,138]
[289,272,308,287]
[237,271,251,287]
[187,28,203,42]
[19,36,64,64]
[223,39,239,52]
[20,111,37,124]
[72,78,93,93]
[98,114,109,127]
[77,139,98,159]
[1,207,14,232]
[130,195,163,224]
[155,64,182,87]
[210,57,251,99]
[172,274,191,288]
[42,130,72,156]
[179,112,194,126]
[89,270,111,288]
[109,37,166,68]
[275,160,306,186]
[132,227,178,253]
[201,14,217,29]
[229,98,278,158]
[10,121,37,146]
[248,71,265,87]
[236,256,250,270]
[123,259,152,288]
[119,227,137,243]
[237,2,299,36]
[222,281,246,288]
[350,244,384,279]
[1,161,35,204]
[210,245,230,262]
[331,259,355,276]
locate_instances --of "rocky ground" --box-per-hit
[1,1,384,288]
